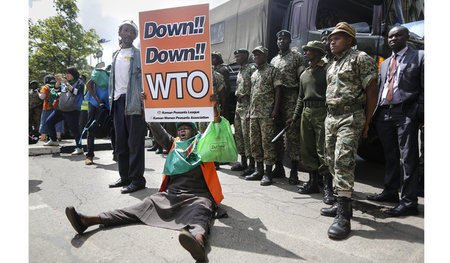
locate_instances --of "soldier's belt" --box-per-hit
[304,100,326,108]
[327,104,364,116]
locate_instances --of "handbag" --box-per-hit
[197,117,238,162]
[57,89,79,112]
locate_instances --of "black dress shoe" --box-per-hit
[121,184,145,194]
[384,204,419,217]
[108,178,131,188]
[367,191,399,203]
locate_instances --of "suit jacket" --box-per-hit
[375,47,424,122]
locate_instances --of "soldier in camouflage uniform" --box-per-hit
[286,41,334,205]
[230,49,256,175]
[245,46,282,186]
[321,30,334,63]
[270,30,308,185]
[212,51,231,120]
[320,22,378,240]
[198,70,226,134]
[29,81,43,137]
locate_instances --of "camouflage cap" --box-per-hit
[234,48,249,55]
[176,122,198,131]
[321,29,332,38]
[252,46,268,56]
[302,40,326,55]
[211,51,222,59]
[276,30,291,38]
[328,22,357,45]
[119,20,138,34]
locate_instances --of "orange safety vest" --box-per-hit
[158,138,224,205]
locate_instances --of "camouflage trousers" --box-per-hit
[325,109,365,193]
[250,117,276,165]
[198,122,209,134]
[300,107,329,175]
[234,110,251,157]
[274,89,300,161]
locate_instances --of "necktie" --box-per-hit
[386,54,397,102]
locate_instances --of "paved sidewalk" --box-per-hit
[28,137,153,156]
[29,149,424,262]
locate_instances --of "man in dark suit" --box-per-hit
[367,26,424,217]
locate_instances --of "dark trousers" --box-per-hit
[86,103,116,158]
[375,105,419,207]
[86,103,98,157]
[47,109,81,148]
[79,110,88,137]
[113,96,146,187]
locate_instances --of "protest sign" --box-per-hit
[139,4,213,122]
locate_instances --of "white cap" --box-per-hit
[119,20,138,34]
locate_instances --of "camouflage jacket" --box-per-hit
[213,71,225,94]
[249,63,282,118]
[212,71,226,114]
[235,63,256,115]
[270,49,307,89]
[326,49,377,107]
[214,64,230,93]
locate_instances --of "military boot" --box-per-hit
[317,172,324,188]
[327,196,352,240]
[298,172,320,194]
[288,160,300,185]
[320,202,338,217]
[231,155,248,171]
[242,157,255,176]
[272,161,285,178]
[245,162,264,181]
[260,165,273,186]
[320,202,353,217]
[322,173,336,205]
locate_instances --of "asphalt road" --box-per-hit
[29,149,424,262]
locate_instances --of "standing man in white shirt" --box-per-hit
[107,20,147,194]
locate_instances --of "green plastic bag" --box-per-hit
[197,117,238,162]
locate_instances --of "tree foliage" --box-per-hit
[29,0,101,84]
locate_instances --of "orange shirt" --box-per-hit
[39,85,53,111]
[159,138,224,205]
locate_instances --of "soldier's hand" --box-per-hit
[362,123,370,139]
[141,92,147,101]
[286,119,294,127]
[271,109,279,120]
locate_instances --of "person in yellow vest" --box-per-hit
[78,74,89,134]
[65,97,224,261]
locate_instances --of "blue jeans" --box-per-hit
[46,110,81,148]
[39,109,64,134]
